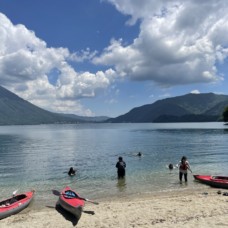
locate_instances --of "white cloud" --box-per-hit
[106,98,118,104]
[1,1,228,116]
[0,13,116,115]
[158,93,171,99]
[190,90,200,94]
[69,48,98,62]
[97,0,228,86]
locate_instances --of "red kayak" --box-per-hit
[58,186,85,220]
[0,190,35,220]
[194,175,228,189]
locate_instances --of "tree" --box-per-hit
[223,106,228,122]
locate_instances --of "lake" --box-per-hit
[0,122,227,205]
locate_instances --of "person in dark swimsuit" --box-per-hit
[68,167,76,176]
[116,157,126,179]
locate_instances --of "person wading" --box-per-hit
[116,156,126,179]
[178,156,192,182]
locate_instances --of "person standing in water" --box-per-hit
[178,156,192,182]
[116,156,126,179]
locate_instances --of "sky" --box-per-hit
[0,0,228,117]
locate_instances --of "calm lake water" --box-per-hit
[0,123,228,205]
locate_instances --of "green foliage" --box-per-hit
[223,106,228,122]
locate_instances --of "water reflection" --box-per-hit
[116,178,126,192]
[223,128,228,133]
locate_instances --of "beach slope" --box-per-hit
[1,189,227,228]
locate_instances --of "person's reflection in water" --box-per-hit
[116,177,126,192]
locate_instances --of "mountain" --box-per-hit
[0,86,86,125]
[1,85,227,125]
[59,114,110,122]
[107,93,228,123]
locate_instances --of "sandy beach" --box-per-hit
[1,188,228,228]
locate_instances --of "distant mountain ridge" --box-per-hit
[107,93,228,123]
[0,86,79,125]
[0,85,227,125]
[59,113,110,122]
[0,86,108,125]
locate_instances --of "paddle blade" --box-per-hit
[12,189,18,196]
[52,189,61,196]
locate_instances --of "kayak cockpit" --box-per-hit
[211,176,228,181]
[0,194,26,207]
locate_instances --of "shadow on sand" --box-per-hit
[55,204,79,226]
[52,204,95,226]
[83,210,95,215]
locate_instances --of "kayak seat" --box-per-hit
[15,194,26,201]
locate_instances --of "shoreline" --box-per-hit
[1,187,228,227]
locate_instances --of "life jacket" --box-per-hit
[180,161,188,170]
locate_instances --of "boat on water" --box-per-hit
[0,190,35,220]
[58,186,85,220]
[194,175,228,189]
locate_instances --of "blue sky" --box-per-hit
[0,0,228,117]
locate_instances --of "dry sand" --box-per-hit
[1,188,228,228]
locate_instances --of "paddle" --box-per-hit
[52,190,99,205]
[12,189,18,196]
